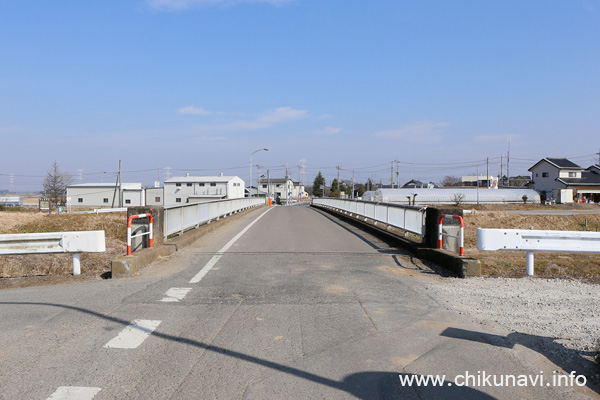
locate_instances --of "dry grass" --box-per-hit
[0,211,127,279]
[462,209,600,282]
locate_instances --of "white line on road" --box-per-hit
[47,386,101,400]
[160,287,192,302]
[190,208,272,284]
[103,319,161,349]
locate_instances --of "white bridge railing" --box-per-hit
[164,198,265,238]
[477,228,600,276]
[312,198,426,237]
[0,231,106,275]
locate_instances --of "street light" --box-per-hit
[250,148,268,197]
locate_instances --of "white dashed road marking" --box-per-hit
[47,386,101,400]
[103,320,161,349]
[160,287,192,302]
[190,208,272,284]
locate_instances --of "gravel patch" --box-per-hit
[425,276,600,376]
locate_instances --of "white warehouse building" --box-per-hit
[164,175,245,205]
[370,188,541,205]
[66,183,145,207]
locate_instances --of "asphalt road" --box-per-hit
[0,204,596,399]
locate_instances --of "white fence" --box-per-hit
[164,198,265,238]
[312,198,426,237]
[477,228,600,276]
[0,231,106,275]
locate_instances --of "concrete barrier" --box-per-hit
[111,205,265,278]
[311,203,480,278]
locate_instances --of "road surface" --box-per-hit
[0,204,596,399]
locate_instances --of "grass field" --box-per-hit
[0,210,126,281]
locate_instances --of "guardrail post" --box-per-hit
[72,253,81,275]
[526,251,535,276]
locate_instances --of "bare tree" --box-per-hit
[453,192,466,205]
[440,176,462,187]
[43,161,72,205]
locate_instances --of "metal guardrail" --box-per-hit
[164,198,265,238]
[477,228,600,276]
[0,231,106,275]
[311,198,426,237]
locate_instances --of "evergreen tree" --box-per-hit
[330,178,340,197]
[312,171,325,197]
[43,161,72,205]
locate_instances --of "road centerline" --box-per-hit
[189,208,272,284]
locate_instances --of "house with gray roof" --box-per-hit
[529,158,600,203]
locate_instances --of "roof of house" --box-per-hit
[528,158,582,171]
[557,170,600,186]
[587,164,600,173]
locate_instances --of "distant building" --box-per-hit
[0,196,23,207]
[164,175,245,205]
[461,175,498,188]
[145,187,164,206]
[529,158,600,203]
[507,175,532,187]
[66,183,144,207]
[402,179,436,189]
[254,178,306,200]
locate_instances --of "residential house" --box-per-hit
[255,177,306,200]
[529,158,600,203]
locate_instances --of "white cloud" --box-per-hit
[147,0,293,11]
[257,107,308,124]
[314,126,341,136]
[195,106,309,133]
[176,105,214,115]
[373,121,449,142]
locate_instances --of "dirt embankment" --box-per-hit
[461,208,600,282]
[0,210,127,288]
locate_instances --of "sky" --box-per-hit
[1,0,600,192]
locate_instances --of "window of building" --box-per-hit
[569,172,577,177]
[199,183,205,186]
[155,197,161,202]
[276,184,282,188]
[542,172,549,177]
[176,198,182,203]
[125,199,131,204]
[210,182,216,186]
[176,183,181,187]
[262,184,267,188]
[187,183,192,187]
[78,198,83,203]
[103,198,109,203]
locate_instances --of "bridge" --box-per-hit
[0,203,594,399]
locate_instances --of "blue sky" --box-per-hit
[1,0,599,191]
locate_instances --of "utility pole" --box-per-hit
[507,138,511,186]
[391,161,394,188]
[476,164,480,206]
[336,165,341,186]
[267,169,271,199]
[499,155,504,186]
[257,164,262,197]
[486,157,489,188]
[395,160,399,188]
[352,171,355,199]
[111,160,122,208]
